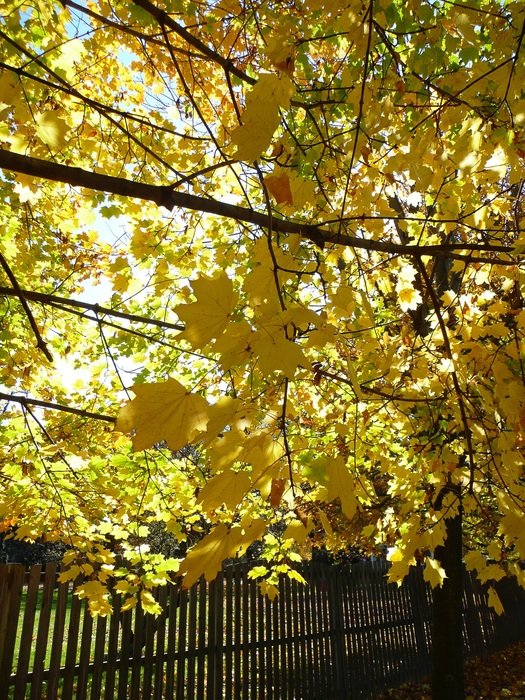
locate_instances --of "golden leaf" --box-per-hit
[283,519,313,544]
[487,586,504,616]
[75,580,113,617]
[116,378,209,451]
[178,524,242,588]
[140,589,162,615]
[197,468,252,512]
[231,74,294,162]
[265,34,295,76]
[423,557,448,588]
[325,456,357,519]
[251,328,306,378]
[176,272,237,347]
[35,111,69,151]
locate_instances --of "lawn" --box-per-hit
[14,587,73,669]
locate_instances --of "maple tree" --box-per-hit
[0,0,524,697]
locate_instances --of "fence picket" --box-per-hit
[0,565,25,696]
[47,573,69,700]
[60,578,82,700]
[186,582,198,699]
[3,559,525,700]
[30,562,59,700]
[101,592,121,700]
[175,587,188,699]
[164,584,178,700]
[129,603,144,700]
[117,608,133,700]
[256,579,266,699]
[12,565,40,699]
[241,569,250,700]
[152,585,168,700]
[90,613,108,700]
[141,596,156,700]
[76,600,94,700]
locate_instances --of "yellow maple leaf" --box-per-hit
[477,563,506,585]
[0,71,19,111]
[58,564,81,583]
[243,431,285,485]
[283,519,313,544]
[116,378,209,451]
[251,327,306,378]
[140,589,162,615]
[395,263,423,312]
[387,546,417,586]
[197,468,252,512]
[325,456,357,519]
[487,586,504,615]
[231,74,294,162]
[265,33,295,75]
[318,509,334,537]
[464,550,487,574]
[387,559,412,587]
[208,429,245,472]
[397,286,423,312]
[75,580,113,617]
[236,517,267,557]
[423,556,448,588]
[201,396,244,446]
[35,111,69,151]
[176,272,237,347]
[121,596,138,611]
[178,524,242,588]
[259,580,279,601]
[288,171,316,208]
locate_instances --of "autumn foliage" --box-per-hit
[0,0,524,620]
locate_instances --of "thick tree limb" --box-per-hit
[0,391,116,423]
[0,148,518,263]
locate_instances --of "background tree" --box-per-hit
[0,1,524,697]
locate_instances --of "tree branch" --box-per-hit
[0,392,116,423]
[0,286,184,331]
[0,148,518,263]
[131,0,255,86]
[0,253,53,362]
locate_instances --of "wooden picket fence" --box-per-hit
[1,558,524,700]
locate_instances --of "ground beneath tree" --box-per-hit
[375,641,525,699]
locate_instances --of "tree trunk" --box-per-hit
[431,485,464,700]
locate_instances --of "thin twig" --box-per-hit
[0,253,53,362]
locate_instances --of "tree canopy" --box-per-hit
[0,0,524,617]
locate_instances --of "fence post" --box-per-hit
[13,565,43,699]
[462,569,484,656]
[207,573,224,700]
[328,566,348,699]
[408,564,430,667]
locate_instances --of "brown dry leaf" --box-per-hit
[265,171,293,204]
[269,477,286,506]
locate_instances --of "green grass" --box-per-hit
[14,587,77,669]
